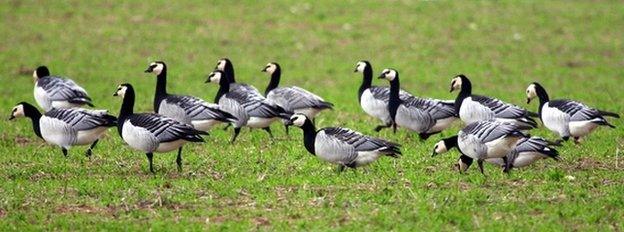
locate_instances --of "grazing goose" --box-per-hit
[113,83,206,173]
[214,58,261,98]
[447,120,526,175]
[262,62,334,133]
[450,74,538,129]
[32,66,93,112]
[9,102,116,158]
[432,136,559,173]
[526,82,619,143]
[354,60,414,132]
[378,68,457,139]
[207,70,287,142]
[285,113,401,172]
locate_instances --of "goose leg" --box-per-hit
[262,127,273,138]
[573,137,580,144]
[477,159,485,176]
[176,147,183,172]
[146,153,154,173]
[336,164,346,173]
[62,148,68,158]
[85,139,99,158]
[284,124,290,135]
[502,157,511,173]
[374,124,390,132]
[230,128,241,144]
[222,124,231,131]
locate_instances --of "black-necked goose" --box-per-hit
[432,136,559,173]
[262,62,333,133]
[353,60,414,132]
[448,120,526,175]
[113,83,206,173]
[285,113,401,172]
[207,70,287,142]
[9,102,116,158]
[144,61,237,131]
[450,74,538,129]
[32,66,93,112]
[526,82,619,143]
[378,68,457,139]
[214,58,261,98]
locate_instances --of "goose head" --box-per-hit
[285,113,310,127]
[354,60,370,73]
[261,62,280,75]
[144,61,166,75]
[450,74,467,92]
[378,68,398,81]
[525,83,539,104]
[205,70,226,85]
[9,103,27,120]
[113,84,130,98]
[33,66,50,81]
[215,58,231,71]
[431,135,458,157]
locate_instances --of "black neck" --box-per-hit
[214,77,231,103]
[265,69,281,96]
[119,89,135,121]
[225,63,236,83]
[533,83,549,115]
[300,120,317,155]
[154,69,168,112]
[358,66,373,103]
[454,77,472,115]
[388,76,401,121]
[443,135,458,150]
[23,104,43,138]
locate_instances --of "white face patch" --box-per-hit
[115,86,128,98]
[216,60,226,71]
[434,140,448,154]
[381,69,397,81]
[526,84,537,99]
[150,62,164,75]
[33,70,38,78]
[290,114,307,127]
[355,62,366,73]
[209,72,222,84]
[12,105,25,118]
[265,63,277,74]
[451,76,462,90]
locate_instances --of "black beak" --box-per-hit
[377,74,385,79]
[449,86,455,93]
[353,68,358,72]
[144,66,154,73]
[526,98,531,104]
[285,119,294,126]
[205,75,212,83]
[8,115,15,120]
[431,151,438,157]
[113,92,118,96]
[261,67,267,72]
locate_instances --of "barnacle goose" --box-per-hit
[9,102,116,158]
[450,74,538,129]
[432,136,559,173]
[113,83,207,173]
[285,113,401,172]
[526,82,619,143]
[262,62,334,133]
[378,68,457,139]
[214,58,261,98]
[438,120,526,175]
[207,70,288,142]
[32,66,93,112]
[353,60,414,132]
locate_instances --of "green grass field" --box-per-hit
[1,1,623,230]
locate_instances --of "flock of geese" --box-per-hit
[9,58,620,175]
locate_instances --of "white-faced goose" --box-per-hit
[9,102,116,158]
[113,83,207,173]
[32,66,93,112]
[214,58,261,98]
[378,68,457,140]
[354,60,414,132]
[285,113,401,172]
[450,74,538,129]
[262,62,333,133]
[432,136,559,173]
[526,82,619,143]
[207,70,288,142]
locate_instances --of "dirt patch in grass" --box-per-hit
[0,208,6,218]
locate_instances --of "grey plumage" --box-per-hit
[33,66,93,112]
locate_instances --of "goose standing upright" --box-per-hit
[262,62,334,133]
[450,74,538,129]
[378,68,457,139]
[526,82,619,143]
[353,61,413,132]
[214,58,261,98]
[32,66,93,112]
[432,136,559,173]
[9,102,116,158]
[144,61,237,131]
[286,113,401,172]
[113,83,207,173]
[207,70,287,142]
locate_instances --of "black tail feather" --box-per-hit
[598,110,620,118]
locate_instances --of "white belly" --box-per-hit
[485,137,520,159]
[34,86,52,111]
[353,151,382,167]
[122,122,159,152]
[512,152,546,168]
[360,90,391,124]
[569,120,598,138]
[155,139,187,152]
[459,98,494,124]
[191,119,221,131]
[40,117,75,148]
[246,117,278,128]
[75,127,108,145]
[428,116,457,133]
